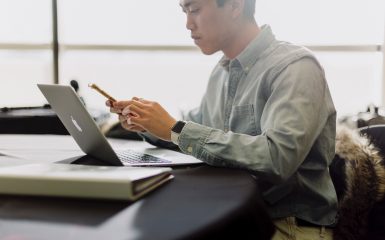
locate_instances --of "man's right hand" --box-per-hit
[106,98,146,132]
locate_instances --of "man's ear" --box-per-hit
[230,0,244,19]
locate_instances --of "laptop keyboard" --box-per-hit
[116,149,171,164]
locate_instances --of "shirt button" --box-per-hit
[187,146,193,153]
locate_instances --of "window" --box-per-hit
[0,0,51,43]
[59,0,189,45]
[1,0,384,118]
[256,0,385,116]
[256,0,384,45]
[0,0,52,107]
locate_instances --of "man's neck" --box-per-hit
[223,21,260,60]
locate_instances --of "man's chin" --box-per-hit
[199,47,218,55]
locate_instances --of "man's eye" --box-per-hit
[189,8,200,14]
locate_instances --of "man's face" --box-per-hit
[180,0,235,55]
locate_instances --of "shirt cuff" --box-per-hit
[178,121,212,158]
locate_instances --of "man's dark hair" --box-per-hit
[216,0,256,19]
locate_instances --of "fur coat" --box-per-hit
[330,125,385,240]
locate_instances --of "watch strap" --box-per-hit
[171,121,186,145]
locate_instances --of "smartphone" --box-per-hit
[88,83,117,102]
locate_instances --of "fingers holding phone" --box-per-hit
[89,83,146,132]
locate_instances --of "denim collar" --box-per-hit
[220,25,276,72]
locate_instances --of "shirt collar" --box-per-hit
[220,25,276,72]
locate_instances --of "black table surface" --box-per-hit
[0,161,275,240]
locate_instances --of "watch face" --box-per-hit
[172,121,186,134]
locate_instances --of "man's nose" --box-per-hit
[185,14,195,30]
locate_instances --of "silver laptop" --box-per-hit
[37,84,202,167]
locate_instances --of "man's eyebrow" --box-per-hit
[179,0,194,9]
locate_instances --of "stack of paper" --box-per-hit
[0,163,173,200]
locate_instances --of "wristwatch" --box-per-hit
[171,120,186,145]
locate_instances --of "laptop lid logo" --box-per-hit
[71,116,83,132]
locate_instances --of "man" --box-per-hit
[108,0,337,239]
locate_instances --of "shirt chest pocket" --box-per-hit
[229,104,257,135]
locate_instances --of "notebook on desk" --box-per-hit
[0,163,173,200]
[37,84,202,167]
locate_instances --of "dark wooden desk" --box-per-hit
[0,135,275,240]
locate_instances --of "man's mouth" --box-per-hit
[191,35,201,40]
